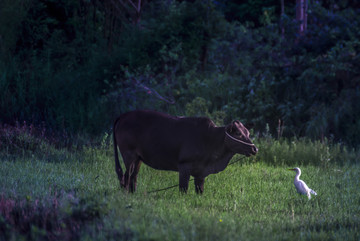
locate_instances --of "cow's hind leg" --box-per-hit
[129,160,142,192]
[121,151,138,192]
[194,177,205,194]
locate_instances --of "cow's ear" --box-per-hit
[226,121,238,133]
[225,123,234,133]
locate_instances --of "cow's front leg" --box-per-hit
[178,163,191,193]
[194,177,205,194]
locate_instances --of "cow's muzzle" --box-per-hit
[251,146,259,155]
[247,145,258,156]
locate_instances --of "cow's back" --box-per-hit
[115,110,174,136]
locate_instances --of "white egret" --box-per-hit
[289,167,317,200]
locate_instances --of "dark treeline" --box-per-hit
[1,0,360,146]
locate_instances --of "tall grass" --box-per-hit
[0,127,359,240]
[254,137,359,167]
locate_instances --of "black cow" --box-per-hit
[113,110,258,193]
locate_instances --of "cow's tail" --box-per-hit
[113,117,124,187]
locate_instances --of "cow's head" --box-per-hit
[225,121,258,156]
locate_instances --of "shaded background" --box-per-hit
[1,0,359,146]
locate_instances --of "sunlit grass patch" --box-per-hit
[0,134,359,240]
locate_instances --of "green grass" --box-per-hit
[0,134,359,240]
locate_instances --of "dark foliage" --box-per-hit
[0,0,360,146]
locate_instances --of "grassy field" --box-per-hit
[0,132,359,241]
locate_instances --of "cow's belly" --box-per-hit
[138,147,180,171]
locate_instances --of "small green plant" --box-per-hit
[185,97,211,117]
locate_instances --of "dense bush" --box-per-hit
[0,1,360,146]
[0,191,104,240]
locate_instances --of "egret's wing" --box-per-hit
[294,180,310,195]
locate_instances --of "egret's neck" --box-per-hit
[294,172,301,181]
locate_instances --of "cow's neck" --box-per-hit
[205,127,235,174]
[210,127,231,151]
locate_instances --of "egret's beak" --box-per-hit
[288,168,295,171]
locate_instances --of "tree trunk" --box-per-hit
[296,0,307,34]
[280,0,285,38]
